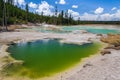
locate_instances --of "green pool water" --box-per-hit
[63,26,120,34]
[7,39,102,78]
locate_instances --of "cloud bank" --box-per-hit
[13,0,120,21]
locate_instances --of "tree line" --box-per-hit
[0,0,80,30]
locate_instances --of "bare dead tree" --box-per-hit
[2,0,8,31]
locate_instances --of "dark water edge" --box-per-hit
[7,39,103,78]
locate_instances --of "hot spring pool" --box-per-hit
[63,26,120,34]
[7,39,102,78]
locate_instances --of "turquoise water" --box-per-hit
[62,26,120,34]
[31,26,120,34]
[7,39,102,78]
[86,29,120,34]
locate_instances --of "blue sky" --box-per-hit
[26,0,120,13]
[15,0,120,21]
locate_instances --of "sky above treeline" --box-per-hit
[14,0,120,21]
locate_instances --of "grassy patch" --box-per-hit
[101,34,120,46]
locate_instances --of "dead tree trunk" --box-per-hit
[2,1,8,31]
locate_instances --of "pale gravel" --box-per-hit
[65,49,120,80]
[0,32,99,45]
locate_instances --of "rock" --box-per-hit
[81,30,88,34]
[97,34,103,36]
[114,46,120,50]
[2,60,24,69]
[88,38,92,41]
[104,45,115,49]
[100,50,111,56]
[114,44,120,47]
[83,63,93,68]
[105,45,120,50]
[10,42,15,45]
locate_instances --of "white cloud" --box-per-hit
[100,13,112,21]
[113,10,120,20]
[36,1,54,16]
[14,0,17,5]
[94,7,104,14]
[17,0,25,5]
[68,9,80,20]
[80,13,98,21]
[99,10,120,21]
[72,5,78,8]
[111,7,117,11]
[28,2,37,8]
[13,0,25,5]
[80,9,120,21]
[55,1,58,4]
[59,0,66,5]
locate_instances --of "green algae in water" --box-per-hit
[7,39,102,78]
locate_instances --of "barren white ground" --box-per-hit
[65,49,120,80]
[0,32,98,45]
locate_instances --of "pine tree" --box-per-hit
[69,14,72,25]
[65,10,69,25]
[78,17,80,24]
[55,5,58,16]
[0,0,81,27]
[54,5,58,25]
[25,4,29,23]
[61,10,64,25]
